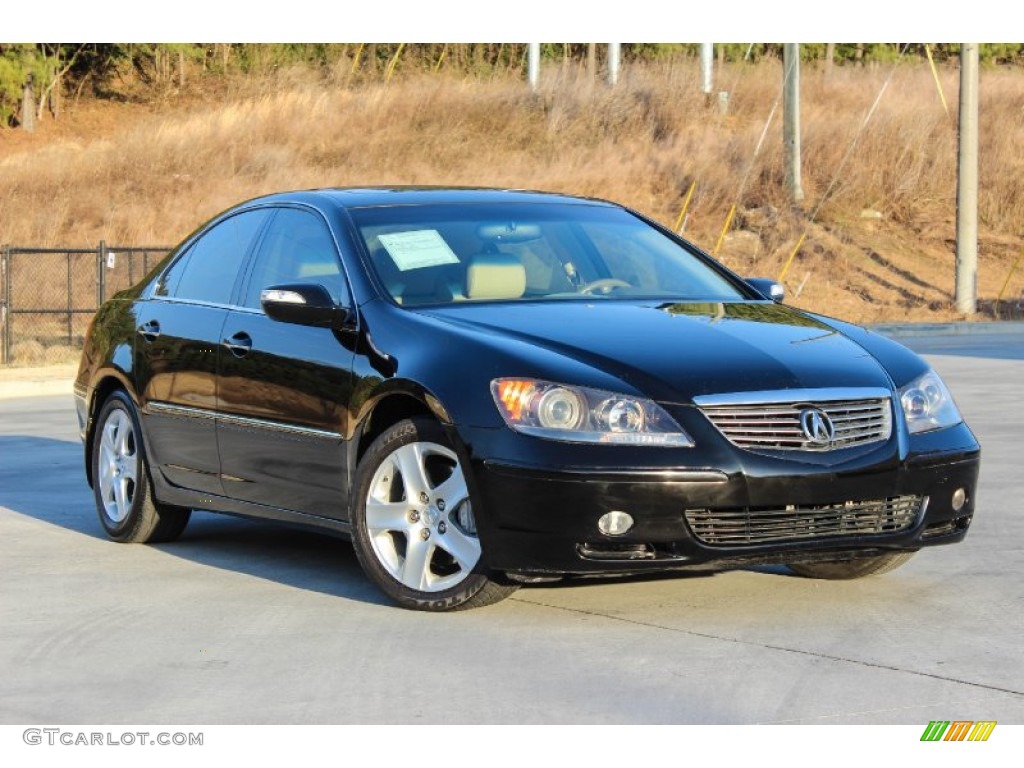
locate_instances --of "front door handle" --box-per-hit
[222,331,253,358]
[137,320,161,342]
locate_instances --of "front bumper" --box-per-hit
[462,422,980,576]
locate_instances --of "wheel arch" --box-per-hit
[353,393,433,464]
[349,383,456,476]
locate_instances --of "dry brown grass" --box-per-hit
[1,59,1023,324]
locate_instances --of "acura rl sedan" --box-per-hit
[74,188,980,610]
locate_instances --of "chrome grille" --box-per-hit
[685,495,923,546]
[696,390,892,452]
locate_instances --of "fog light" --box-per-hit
[951,488,967,512]
[598,511,634,536]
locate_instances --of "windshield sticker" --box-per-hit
[379,230,461,271]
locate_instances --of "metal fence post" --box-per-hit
[98,240,107,306]
[66,250,74,346]
[1,245,8,365]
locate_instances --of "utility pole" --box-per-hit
[21,73,36,133]
[607,43,621,86]
[783,43,804,202]
[955,43,979,315]
[527,43,541,91]
[700,43,713,102]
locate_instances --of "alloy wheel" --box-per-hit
[364,440,481,592]
[97,408,139,523]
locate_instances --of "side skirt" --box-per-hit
[149,468,352,539]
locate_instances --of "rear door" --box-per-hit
[216,206,357,519]
[134,209,270,495]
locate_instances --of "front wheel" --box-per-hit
[787,551,916,580]
[351,417,518,611]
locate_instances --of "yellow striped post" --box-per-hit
[350,43,366,75]
[673,180,697,233]
[924,45,950,117]
[713,204,736,255]
[385,44,406,83]
[777,232,808,282]
[996,251,1023,303]
[434,44,448,73]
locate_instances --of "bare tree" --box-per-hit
[37,44,87,121]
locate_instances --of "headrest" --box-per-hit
[466,254,526,300]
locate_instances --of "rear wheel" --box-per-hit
[351,417,518,611]
[788,551,916,580]
[92,391,191,543]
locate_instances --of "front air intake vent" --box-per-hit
[685,495,924,546]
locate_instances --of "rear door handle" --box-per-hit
[137,320,161,342]
[222,331,253,358]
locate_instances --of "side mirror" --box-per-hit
[260,283,349,328]
[747,278,785,302]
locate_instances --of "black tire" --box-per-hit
[350,417,518,611]
[788,551,916,580]
[91,390,191,543]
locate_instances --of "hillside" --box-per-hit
[1,59,1022,326]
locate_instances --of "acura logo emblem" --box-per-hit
[799,408,835,446]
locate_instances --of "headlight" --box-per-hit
[491,378,694,446]
[899,369,963,434]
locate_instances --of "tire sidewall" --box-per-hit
[351,417,493,611]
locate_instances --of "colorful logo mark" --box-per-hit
[920,721,997,742]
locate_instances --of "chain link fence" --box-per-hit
[0,243,170,366]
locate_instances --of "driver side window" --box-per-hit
[243,208,349,309]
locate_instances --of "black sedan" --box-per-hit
[74,188,980,610]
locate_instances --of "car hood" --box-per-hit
[417,301,894,403]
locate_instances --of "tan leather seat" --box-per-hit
[466,254,526,300]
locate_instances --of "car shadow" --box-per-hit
[532,562,791,592]
[0,434,792,607]
[0,435,390,607]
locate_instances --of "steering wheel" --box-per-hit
[579,278,632,295]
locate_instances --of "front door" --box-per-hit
[216,207,356,519]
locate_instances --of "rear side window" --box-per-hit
[156,210,270,304]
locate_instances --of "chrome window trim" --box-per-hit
[142,297,240,312]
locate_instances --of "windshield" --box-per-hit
[349,202,746,307]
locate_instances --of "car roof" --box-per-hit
[238,186,618,210]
